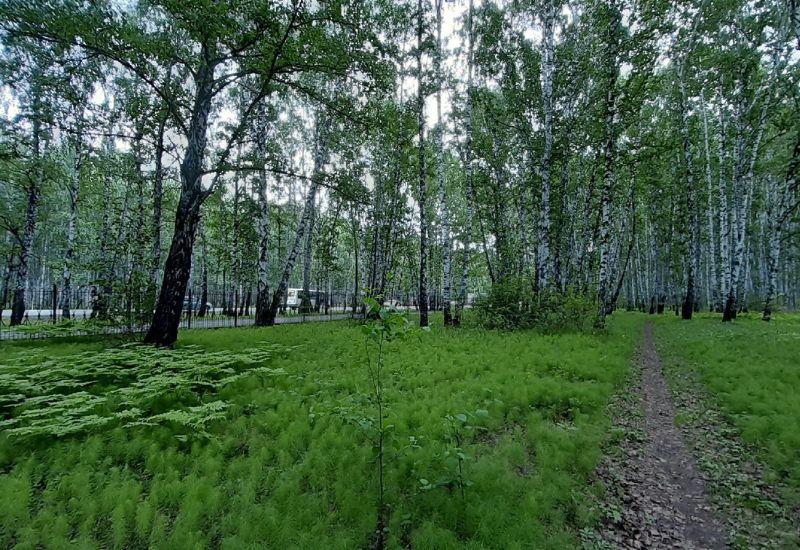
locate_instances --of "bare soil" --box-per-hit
[596,322,727,549]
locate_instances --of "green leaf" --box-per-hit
[364,297,380,314]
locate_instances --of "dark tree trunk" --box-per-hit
[144,199,203,344]
[144,56,214,346]
[254,103,271,326]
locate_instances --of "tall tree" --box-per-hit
[416,0,429,327]
[434,0,453,326]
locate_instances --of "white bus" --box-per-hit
[286,288,327,311]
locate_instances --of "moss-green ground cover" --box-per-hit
[654,313,800,509]
[0,314,643,549]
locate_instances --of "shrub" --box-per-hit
[474,281,595,333]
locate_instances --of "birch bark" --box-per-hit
[434,0,453,325]
[60,112,84,319]
[455,0,475,325]
[416,0,429,327]
[266,114,332,325]
[700,89,718,311]
[596,3,621,325]
[537,0,555,290]
[10,85,44,326]
[255,102,272,326]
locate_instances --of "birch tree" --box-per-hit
[434,0,454,326]
[416,0,430,328]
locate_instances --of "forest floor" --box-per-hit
[592,316,800,549]
[593,322,726,549]
[1,312,798,549]
[0,313,643,549]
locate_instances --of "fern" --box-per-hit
[0,343,290,442]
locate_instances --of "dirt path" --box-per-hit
[597,322,727,549]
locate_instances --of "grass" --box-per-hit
[653,312,800,509]
[0,313,644,549]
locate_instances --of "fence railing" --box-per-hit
[0,285,430,341]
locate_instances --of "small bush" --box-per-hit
[474,281,595,332]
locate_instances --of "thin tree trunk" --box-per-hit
[700,89,719,311]
[416,0,429,328]
[609,177,637,311]
[434,0,453,326]
[724,89,765,321]
[266,115,331,325]
[351,209,361,314]
[231,156,242,323]
[131,133,148,323]
[718,93,731,314]
[537,0,555,290]
[198,218,209,317]
[301,195,316,314]
[60,116,83,319]
[679,64,697,320]
[455,0,475,326]
[150,108,168,290]
[11,87,44,326]
[254,103,272,326]
[596,4,621,325]
[92,135,114,320]
[762,179,780,321]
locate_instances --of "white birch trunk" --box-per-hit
[416,0,429,327]
[10,86,44,326]
[596,5,620,324]
[679,63,696,320]
[718,102,731,310]
[700,89,718,311]
[456,0,475,325]
[762,201,780,320]
[434,0,453,325]
[60,117,83,319]
[537,0,555,290]
[267,114,332,324]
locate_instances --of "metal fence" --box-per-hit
[0,285,378,341]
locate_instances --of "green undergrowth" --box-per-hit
[0,313,643,549]
[654,313,800,511]
[6,318,129,337]
[0,343,289,440]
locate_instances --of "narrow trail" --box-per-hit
[599,322,727,549]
